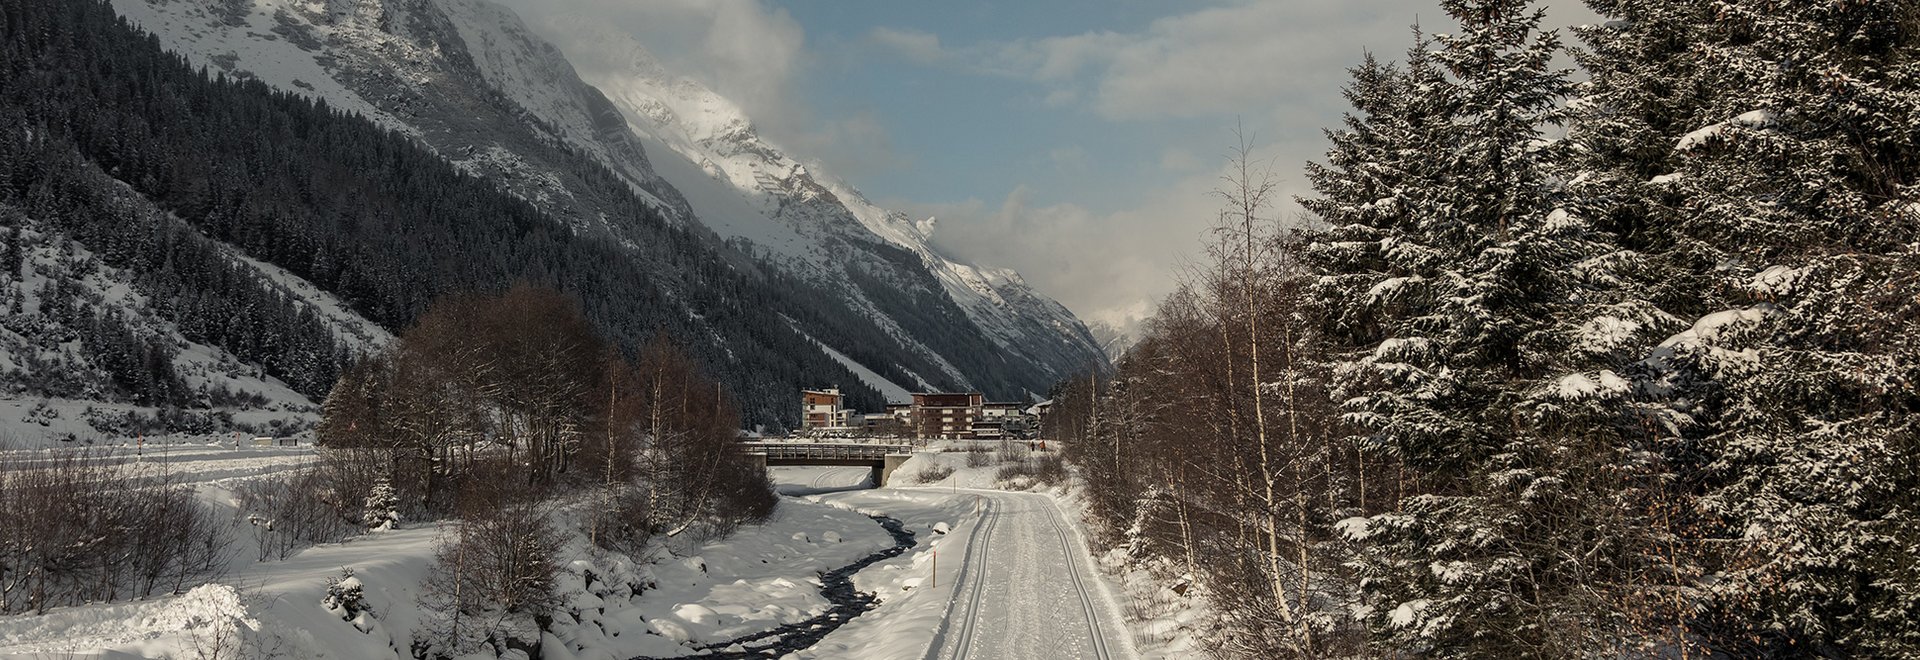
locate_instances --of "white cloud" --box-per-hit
[500,0,805,116]
[907,0,1598,121]
[954,2,1392,120]
[785,111,911,176]
[1159,147,1204,173]
[495,0,903,178]
[894,158,1244,330]
[880,0,1600,335]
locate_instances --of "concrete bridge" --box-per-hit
[743,441,915,487]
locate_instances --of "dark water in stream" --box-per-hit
[629,515,919,659]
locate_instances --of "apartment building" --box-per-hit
[800,387,852,430]
[912,392,984,439]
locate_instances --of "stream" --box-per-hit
[629,514,919,659]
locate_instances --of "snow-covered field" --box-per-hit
[0,453,1153,659]
[0,441,318,485]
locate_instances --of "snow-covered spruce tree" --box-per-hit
[1535,0,1750,652]
[321,568,371,624]
[1300,1,1675,654]
[1568,1,1920,654]
[361,477,399,532]
[1564,0,1720,306]
[315,353,389,448]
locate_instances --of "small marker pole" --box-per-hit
[933,549,937,588]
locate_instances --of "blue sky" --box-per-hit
[499,0,1596,332]
[784,1,1188,200]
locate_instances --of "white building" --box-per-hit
[801,387,852,430]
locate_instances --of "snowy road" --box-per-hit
[930,490,1136,660]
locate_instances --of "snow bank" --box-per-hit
[796,488,989,660]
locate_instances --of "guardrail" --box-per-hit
[743,441,914,460]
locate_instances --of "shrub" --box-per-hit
[416,471,564,659]
[966,445,993,468]
[916,462,955,484]
[0,447,230,614]
[322,568,372,623]
[995,453,1068,488]
[361,477,400,531]
[590,485,654,557]
[235,468,356,561]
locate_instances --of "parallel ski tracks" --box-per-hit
[932,492,1116,660]
[943,497,999,660]
[1040,495,1113,660]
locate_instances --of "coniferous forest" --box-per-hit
[0,0,1056,429]
[1058,0,1920,657]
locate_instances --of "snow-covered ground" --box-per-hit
[0,453,1155,659]
[0,441,317,486]
[765,462,1137,660]
[895,447,1209,659]
[916,489,1137,660]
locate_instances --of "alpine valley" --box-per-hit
[0,0,1107,441]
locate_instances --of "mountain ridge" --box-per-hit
[82,0,1104,423]
[521,10,1108,388]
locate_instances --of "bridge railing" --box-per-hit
[742,441,914,460]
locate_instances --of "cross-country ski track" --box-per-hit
[923,489,1137,660]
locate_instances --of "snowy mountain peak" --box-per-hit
[505,11,1103,379]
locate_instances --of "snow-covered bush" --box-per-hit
[322,568,372,622]
[21,400,58,426]
[994,453,1066,488]
[154,584,262,660]
[361,477,400,531]
[589,485,653,557]
[965,444,993,468]
[321,567,382,637]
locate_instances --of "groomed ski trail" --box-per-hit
[926,490,1137,660]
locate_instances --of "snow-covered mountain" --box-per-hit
[531,16,1100,379]
[106,0,1106,403]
